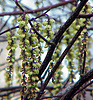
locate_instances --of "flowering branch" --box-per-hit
[38,0,88,78]
[36,25,86,99]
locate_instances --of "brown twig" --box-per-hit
[29,8,51,21]
[0,89,21,97]
[0,26,19,35]
[0,86,21,92]
[78,14,93,18]
[0,0,74,16]
[28,21,54,45]
[15,0,24,12]
[0,16,11,32]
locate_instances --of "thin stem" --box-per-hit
[82,50,86,74]
[0,26,19,35]
[28,21,54,45]
[0,16,11,32]
[15,0,24,12]
[29,8,51,21]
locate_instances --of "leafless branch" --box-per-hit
[0,0,74,16]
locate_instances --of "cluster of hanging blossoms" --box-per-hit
[5,12,56,99]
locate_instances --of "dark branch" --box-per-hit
[78,14,93,18]
[0,0,74,16]
[0,86,54,97]
[73,80,93,96]
[0,26,19,35]
[0,89,20,97]
[50,80,93,100]
[60,69,93,100]
[15,0,24,12]
[0,86,21,92]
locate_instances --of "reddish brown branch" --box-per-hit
[0,0,74,16]
[78,14,93,18]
